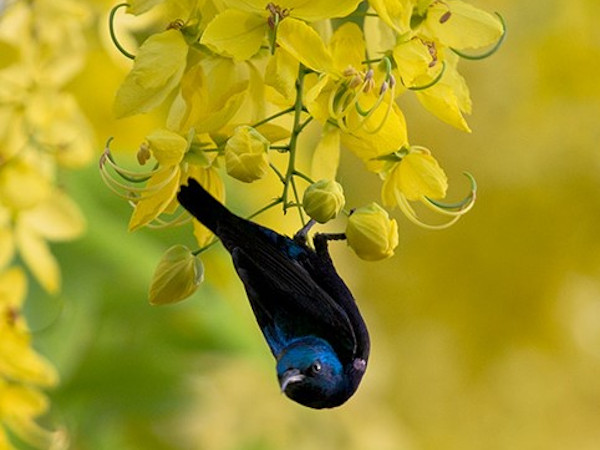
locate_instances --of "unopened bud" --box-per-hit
[346,203,398,261]
[149,245,204,305]
[302,179,345,224]
[225,126,270,183]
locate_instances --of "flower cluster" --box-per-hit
[101,0,504,303]
[0,1,93,447]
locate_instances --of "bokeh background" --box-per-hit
[12,0,600,448]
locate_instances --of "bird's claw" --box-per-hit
[294,219,317,245]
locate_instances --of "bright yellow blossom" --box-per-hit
[277,21,408,173]
[381,146,475,229]
[0,267,61,449]
[200,0,362,61]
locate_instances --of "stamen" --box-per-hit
[451,13,506,60]
[108,3,135,60]
[409,60,446,91]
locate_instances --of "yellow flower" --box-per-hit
[0,160,85,294]
[148,245,204,305]
[100,132,226,246]
[200,0,362,61]
[346,203,398,261]
[384,0,504,131]
[381,146,475,229]
[224,125,270,183]
[0,267,61,449]
[302,179,345,224]
[276,21,408,173]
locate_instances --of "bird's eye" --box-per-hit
[311,361,322,374]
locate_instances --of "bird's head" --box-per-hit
[276,336,349,409]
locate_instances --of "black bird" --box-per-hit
[177,179,369,409]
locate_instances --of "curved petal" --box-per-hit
[423,0,503,50]
[276,18,334,73]
[15,228,60,294]
[201,9,266,61]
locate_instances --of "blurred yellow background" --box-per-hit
[10,0,600,448]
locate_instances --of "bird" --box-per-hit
[177,178,370,409]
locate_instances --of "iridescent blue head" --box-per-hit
[276,336,350,409]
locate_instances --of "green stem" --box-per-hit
[251,106,295,129]
[270,145,290,151]
[293,170,314,184]
[282,64,307,222]
[269,163,286,184]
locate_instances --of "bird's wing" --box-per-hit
[231,243,357,362]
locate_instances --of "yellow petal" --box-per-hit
[0,160,51,211]
[276,18,334,73]
[415,61,472,132]
[223,0,361,21]
[423,0,503,49]
[393,38,437,87]
[201,9,266,61]
[311,125,340,180]
[254,123,291,144]
[290,0,362,21]
[397,152,448,201]
[341,100,408,171]
[329,23,366,72]
[19,191,85,241]
[15,228,60,294]
[265,48,299,104]
[179,58,249,133]
[0,384,49,417]
[128,167,180,231]
[127,0,163,15]
[0,266,26,308]
[146,129,188,166]
[0,328,59,386]
[0,227,15,270]
[304,74,334,123]
[114,29,188,118]
[368,0,413,33]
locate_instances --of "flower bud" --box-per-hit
[346,203,398,261]
[302,179,345,224]
[149,245,204,305]
[224,126,270,183]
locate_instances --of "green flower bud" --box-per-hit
[302,179,345,224]
[346,203,398,261]
[225,126,270,183]
[149,245,204,305]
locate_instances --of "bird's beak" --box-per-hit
[279,369,305,393]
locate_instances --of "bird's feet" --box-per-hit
[293,219,317,246]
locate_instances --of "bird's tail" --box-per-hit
[177,178,232,234]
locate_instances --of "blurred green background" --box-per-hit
[21,0,600,448]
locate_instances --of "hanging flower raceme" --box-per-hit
[101,0,504,308]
